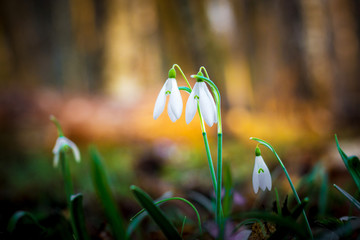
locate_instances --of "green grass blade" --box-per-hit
[335,135,360,192]
[70,193,90,240]
[269,198,309,240]
[180,216,187,237]
[130,185,182,240]
[90,146,127,240]
[333,184,360,210]
[126,191,173,237]
[250,137,313,239]
[130,197,202,234]
[7,211,45,233]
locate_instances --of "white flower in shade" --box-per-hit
[185,81,217,127]
[153,69,183,122]
[52,136,81,167]
[252,147,272,194]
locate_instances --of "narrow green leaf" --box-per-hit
[269,198,308,240]
[7,211,45,233]
[90,146,127,240]
[180,216,187,237]
[223,162,233,217]
[127,191,173,237]
[250,137,313,239]
[335,135,360,192]
[70,193,90,240]
[291,197,309,219]
[130,185,182,240]
[333,184,360,210]
[130,197,202,234]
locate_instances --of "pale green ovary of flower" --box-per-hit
[252,155,272,194]
[153,78,183,122]
[52,136,81,167]
[185,81,217,127]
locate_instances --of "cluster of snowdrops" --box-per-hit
[7,64,360,240]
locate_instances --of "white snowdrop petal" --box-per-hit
[185,83,199,124]
[66,138,81,162]
[167,102,177,122]
[199,83,215,127]
[53,154,59,167]
[203,84,217,124]
[261,160,272,191]
[252,161,259,194]
[153,81,167,120]
[165,78,173,92]
[259,174,266,191]
[255,156,272,192]
[52,137,62,154]
[169,79,183,119]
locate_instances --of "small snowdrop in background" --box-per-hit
[252,146,272,194]
[52,136,81,167]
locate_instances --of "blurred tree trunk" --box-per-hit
[155,0,229,109]
[328,0,360,129]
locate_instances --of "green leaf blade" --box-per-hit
[90,146,127,240]
[70,193,90,240]
[333,184,360,210]
[335,135,360,192]
[130,185,182,240]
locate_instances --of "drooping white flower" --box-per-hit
[153,69,183,122]
[252,147,272,194]
[52,136,81,167]
[185,81,217,127]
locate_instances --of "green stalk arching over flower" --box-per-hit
[250,137,313,239]
[50,115,81,167]
[153,65,224,238]
[50,115,87,240]
[190,73,224,237]
[156,65,218,194]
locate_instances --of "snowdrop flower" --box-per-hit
[252,146,272,194]
[185,73,217,127]
[52,136,81,167]
[153,68,183,122]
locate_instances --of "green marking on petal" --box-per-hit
[165,91,171,95]
[194,95,199,100]
[258,168,264,174]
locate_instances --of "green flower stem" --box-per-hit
[50,115,64,137]
[173,64,191,89]
[60,150,74,208]
[200,66,209,79]
[217,133,224,238]
[178,86,217,192]
[202,132,217,193]
[250,137,313,239]
[192,72,224,238]
[60,150,78,239]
